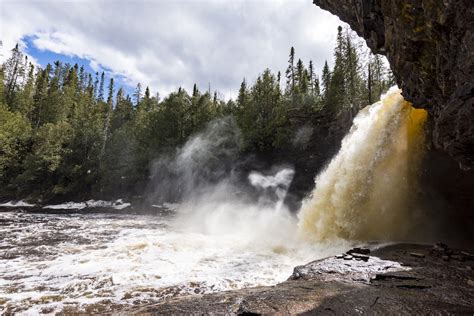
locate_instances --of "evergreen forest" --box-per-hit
[0,26,393,201]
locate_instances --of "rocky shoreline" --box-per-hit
[124,243,474,315]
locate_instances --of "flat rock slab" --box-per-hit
[129,243,474,315]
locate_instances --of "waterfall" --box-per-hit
[298,87,427,242]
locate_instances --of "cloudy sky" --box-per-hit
[1,0,345,98]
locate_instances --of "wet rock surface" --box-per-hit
[312,0,474,169]
[127,243,474,315]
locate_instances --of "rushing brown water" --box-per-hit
[298,88,428,241]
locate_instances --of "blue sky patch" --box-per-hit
[22,35,135,97]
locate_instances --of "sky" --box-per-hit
[0,0,345,99]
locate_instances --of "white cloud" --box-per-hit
[0,0,344,97]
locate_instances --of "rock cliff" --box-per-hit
[313,0,473,169]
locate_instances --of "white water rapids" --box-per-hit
[0,211,349,314]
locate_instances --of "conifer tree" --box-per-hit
[0,65,5,104]
[17,62,35,119]
[144,86,150,100]
[343,27,365,112]
[314,76,321,97]
[107,78,114,106]
[98,71,105,102]
[367,54,390,103]
[78,66,86,92]
[325,26,346,112]
[111,87,133,131]
[285,47,296,95]
[93,72,99,100]
[308,60,316,94]
[295,59,308,94]
[321,61,331,96]
[4,44,26,108]
[133,83,142,107]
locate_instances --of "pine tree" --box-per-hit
[295,59,308,94]
[144,86,150,100]
[3,44,26,108]
[42,61,64,124]
[133,83,142,107]
[190,83,199,132]
[308,60,315,94]
[98,71,105,102]
[111,87,133,131]
[343,28,365,113]
[213,91,217,105]
[17,62,35,119]
[313,76,321,97]
[368,53,390,103]
[237,78,249,110]
[285,47,296,95]
[0,65,5,104]
[31,64,51,130]
[321,61,331,99]
[93,72,99,100]
[86,73,94,98]
[325,26,346,113]
[107,78,114,106]
[78,66,86,92]
[99,78,115,166]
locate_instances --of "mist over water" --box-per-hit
[147,117,242,204]
[149,116,305,251]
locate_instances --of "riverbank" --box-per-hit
[129,243,474,314]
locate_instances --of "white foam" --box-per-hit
[0,200,36,207]
[42,199,131,210]
[43,201,87,210]
[0,212,349,314]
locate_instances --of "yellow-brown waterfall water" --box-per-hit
[298,88,428,242]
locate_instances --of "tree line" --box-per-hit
[0,26,394,201]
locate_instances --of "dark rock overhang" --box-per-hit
[312,0,474,169]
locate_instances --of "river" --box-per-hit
[0,209,345,314]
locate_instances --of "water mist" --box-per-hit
[149,117,309,252]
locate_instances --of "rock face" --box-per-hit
[132,244,474,314]
[313,0,474,169]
